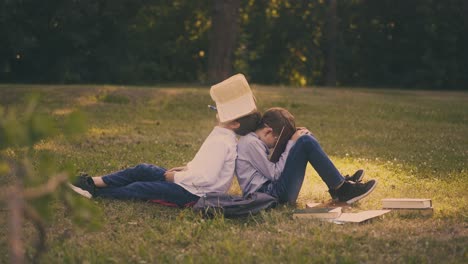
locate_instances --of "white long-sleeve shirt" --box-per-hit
[174,126,237,196]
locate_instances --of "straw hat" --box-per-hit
[210,74,257,123]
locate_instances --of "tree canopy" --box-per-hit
[1,0,466,89]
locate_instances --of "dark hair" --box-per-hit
[233,111,262,135]
[260,107,296,137]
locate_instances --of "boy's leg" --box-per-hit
[95,181,199,206]
[274,135,344,203]
[100,163,166,187]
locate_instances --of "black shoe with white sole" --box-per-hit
[329,170,365,200]
[68,174,96,198]
[335,179,377,204]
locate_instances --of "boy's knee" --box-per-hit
[134,163,152,172]
[136,163,165,174]
[297,134,320,149]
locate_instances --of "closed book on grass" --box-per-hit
[293,207,342,219]
[382,198,432,209]
[390,208,434,217]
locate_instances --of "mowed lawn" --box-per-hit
[0,84,467,263]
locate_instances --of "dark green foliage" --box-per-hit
[0,94,102,232]
[0,95,56,149]
[337,0,468,89]
[0,0,466,89]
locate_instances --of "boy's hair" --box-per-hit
[233,111,262,136]
[259,107,296,136]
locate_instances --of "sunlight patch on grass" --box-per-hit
[33,139,65,152]
[87,127,123,138]
[139,119,160,125]
[228,178,243,196]
[296,157,467,219]
[76,94,98,106]
[161,88,193,96]
[52,108,74,116]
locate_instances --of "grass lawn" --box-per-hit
[0,84,467,263]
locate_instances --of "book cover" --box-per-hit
[209,73,257,123]
[269,125,296,163]
[293,207,342,219]
[332,210,391,224]
[305,202,322,208]
[382,198,432,209]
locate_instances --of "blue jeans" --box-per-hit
[261,135,345,204]
[95,163,199,206]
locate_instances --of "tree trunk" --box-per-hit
[325,0,337,86]
[207,0,241,84]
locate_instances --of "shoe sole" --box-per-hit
[346,179,377,204]
[67,183,93,199]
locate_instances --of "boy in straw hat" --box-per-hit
[69,74,260,207]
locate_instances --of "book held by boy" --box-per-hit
[269,126,296,163]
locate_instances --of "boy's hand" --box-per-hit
[164,171,176,182]
[291,128,312,141]
[165,166,187,182]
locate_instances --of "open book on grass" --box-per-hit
[332,210,391,224]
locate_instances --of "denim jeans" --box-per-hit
[262,135,345,204]
[95,163,199,206]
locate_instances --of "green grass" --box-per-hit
[1,84,467,263]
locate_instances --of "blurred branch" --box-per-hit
[3,169,68,264]
[23,204,46,263]
[23,173,68,199]
[0,173,68,201]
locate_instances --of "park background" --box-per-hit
[0,0,467,263]
[1,0,467,89]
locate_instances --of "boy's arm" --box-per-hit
[242,139,295,181]
[164,166,187,182]
[173,139,228,187]
[167,166,187,172]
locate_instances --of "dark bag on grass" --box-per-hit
[193,192,277,218]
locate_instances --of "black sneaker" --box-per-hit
[328,170,365,200]
[68,174,96,198]
[335,179,377,204]
[344,169,365,182]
